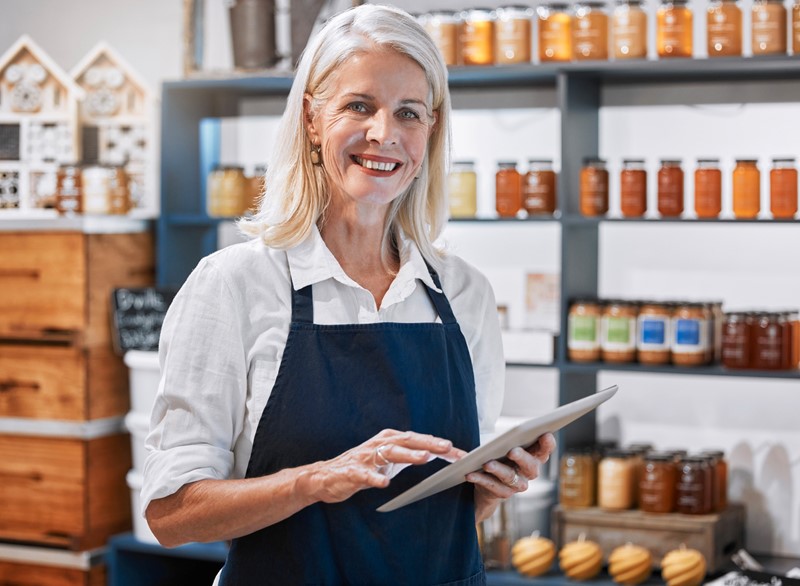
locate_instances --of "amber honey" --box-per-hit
[613,0,648,58]
[460,8,495,65]
[639,453,677,513]
[658,159,684,217]
[538,3,573,61]
[423,11,459,66]
[620,159,647,217]
[495,6,533,64]
[573,2,610,60]
[733,159,760,219]
[523,159,557,215]
[752,0,787,55]
[580,158,609,216]
[657,0,694,57]
[794,0,800,53]
[694,159,722,219]
[770,158,798,219]
[707,0,743,56]
[495,161,521,217]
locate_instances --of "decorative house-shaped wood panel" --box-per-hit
[0,35,83,212]
[71,42,157,215]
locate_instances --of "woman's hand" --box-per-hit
[466,433,557,523]
[303,428,465,504]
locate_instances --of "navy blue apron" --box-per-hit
[219,265,485,585]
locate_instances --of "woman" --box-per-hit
[143,5,555,585]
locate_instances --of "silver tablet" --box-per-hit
[377,385,618,513]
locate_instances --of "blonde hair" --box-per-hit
[238,4,451,268]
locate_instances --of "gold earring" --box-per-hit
[310,145,321,166]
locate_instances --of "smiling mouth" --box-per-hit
[352,155,400,172]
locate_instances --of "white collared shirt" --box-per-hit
[141,227,504,513]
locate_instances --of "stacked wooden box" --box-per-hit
[0,227,154,584]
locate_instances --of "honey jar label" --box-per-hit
[601,316,636,351]
[638,316,670,350]
[672,318,708,352]
[569,315,599,348]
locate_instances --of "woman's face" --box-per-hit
[305,48,436,215]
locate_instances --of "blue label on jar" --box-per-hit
[641,319,666,344]
[675,319,701,345]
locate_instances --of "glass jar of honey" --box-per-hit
[538,3,573,61]
[580,158,609,216]
[658,159,684,218]
[752,312,784,369]
[523,159,557,215]
[794,0,800,53]
[601,300,638,363]
[770,157,798,219]
[637,302,672,365]
[559,448,596,507]
[733,159,761,219]
[572,2,610,60]
[568,299,603,362]
[613,0,648,58]
[721,312,751,369]
[639,452,677,513]
[422,11,460,66]
[620,159,647,217]
[56,163,83,215]
[694,158,722,219]
[495,161,522,218]
[495,5,534,64]
[598,449,635,510]
[707,0,743,56]
[780,311,793,369]
[676,457,714,514]
[208,165,248,217]
[699,450,728,511]
[752,0,788,55]
[460,8,496,65]
[671,302,710,366]
[657,0,694,58]
[448,160,478,218]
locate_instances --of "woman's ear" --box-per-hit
[303,93,319,144]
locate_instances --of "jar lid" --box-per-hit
[697,158,720,163]
[644,452,676,462]
[627,442,654,454]
[453,159,475,165]
[575,1,608,7]
[528,158,554,164]
[497,4,534,11]
[497,160,518,168]
[622,158,645,164]
[772,157,796,163]
[583,157,607,165]
[464,7,495,17]
[604,448,635,459]
[540,2,570,9]
[699,449,725,459]
[735,158,759,163]
[659,159,682,165]
[680,455,710,464]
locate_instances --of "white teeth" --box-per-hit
[355,156,398,172]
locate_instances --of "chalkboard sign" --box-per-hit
[111,287,177,354]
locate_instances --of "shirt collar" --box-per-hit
[286,225,441,294]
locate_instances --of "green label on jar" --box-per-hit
[606,317,631,343]
[570,315,597,342]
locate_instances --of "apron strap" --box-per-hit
[291,284,314,324]
[289,264,457,326]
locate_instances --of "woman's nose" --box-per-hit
[365,111,398,145]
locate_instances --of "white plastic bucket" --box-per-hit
[124,411,150,472]
[126,469,158,544]
[124,350,160,415]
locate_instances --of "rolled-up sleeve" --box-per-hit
[141,258,248,513]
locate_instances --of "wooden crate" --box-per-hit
[0,432,132,550]
[0,542,105,586]
[0,231,154,345]
[0,344,128,420]
[552,504,745,573]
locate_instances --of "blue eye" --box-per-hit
[400,109,421,120]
